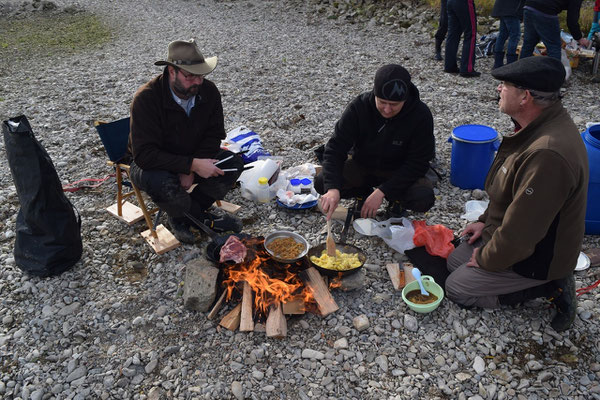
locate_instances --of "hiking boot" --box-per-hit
[550,274,577,332]
[434,38,443,61]
[385,201,408,219]
[444,67,459,74]
[201,211,243,234]
[167,216,195,244]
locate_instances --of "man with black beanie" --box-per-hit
[316,64,436,221]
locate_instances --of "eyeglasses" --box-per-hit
[177,68,204,80]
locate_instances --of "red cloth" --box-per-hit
[412,220,455,259]
[595,0,599,13]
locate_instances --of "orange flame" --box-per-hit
[222,252,314,316]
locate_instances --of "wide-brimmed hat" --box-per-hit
[154,39,217,75]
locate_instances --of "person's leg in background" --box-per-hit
[533,12,561,60]
[588,10,599,41]
[434,0,449,60]
[520,8,540,58]
[494,17,509,69]
[456,0,478,76]
[444,0,461,73]
[504,15,521,64]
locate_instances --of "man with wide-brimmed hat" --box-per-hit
[128,39,243,243]
[445,56,589,332]
[315,64,436,221]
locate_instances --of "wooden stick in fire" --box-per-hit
[266,301,287,338]
[301,267,339,316]
[240,281,254,332]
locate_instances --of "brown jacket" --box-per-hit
[476,101,589,280]
[129,68,225,174]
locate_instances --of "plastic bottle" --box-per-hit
[257,177,270,203]
[290,177,313,194]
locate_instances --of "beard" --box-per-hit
[172,77,201,98]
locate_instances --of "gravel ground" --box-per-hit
[1,0,600,399]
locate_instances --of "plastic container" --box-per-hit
[256,177,270,203]
[289,177,313,194]
[582,124,600,234]
[448,125,500,190]
[401,275,444,314]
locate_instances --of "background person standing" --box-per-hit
[434,0,448,61]
[444,0,480,77]
[492,0,525,69]
[520,0,590,60]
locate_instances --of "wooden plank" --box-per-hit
[106,201,145,225]
[140,224,180,254]
[403,262,416,285]
[266,302,287,338]
[386,263,401,290]
[219,303,242,331]
[301,267,339,316]
[239,281,254,332]
[317,201,348,221]
[207,290,227,320]
[215,200,241,214]
[282,298,306,315]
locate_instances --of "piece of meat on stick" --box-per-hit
[219,235,247,263]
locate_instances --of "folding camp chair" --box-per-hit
[94,118,180,254]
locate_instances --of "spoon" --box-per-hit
[411,268,429,296]
[326,219,336,257]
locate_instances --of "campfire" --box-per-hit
[207,237,341,338]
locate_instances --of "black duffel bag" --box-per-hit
[2,115,82,277]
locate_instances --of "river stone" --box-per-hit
[183,258,219,312]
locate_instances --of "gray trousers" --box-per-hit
[445,239,550,308]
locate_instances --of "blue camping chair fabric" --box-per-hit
[94,118,179,254]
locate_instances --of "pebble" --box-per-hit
[231,381,243,400]
[353,314,370,332]
[473,356,485,374]
[302,349,325,360]
[333,338,348,349]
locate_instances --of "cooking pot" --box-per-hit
[306,242,366,277]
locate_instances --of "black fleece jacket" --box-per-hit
[525,0,585,40]
[321,83,435,200]
[492,0,524,18]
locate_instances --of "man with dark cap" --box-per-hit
[316,64,436,221]
[445,56,589,332]
[129,39,243,243]
[520,0,590,61]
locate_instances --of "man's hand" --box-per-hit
[578,37,591,48]
[319,189,341,220]
[191,158,223,178]
[466,247,480,268]
[361,189,385,219]
[462,221,485,244]
[179,172,194,190]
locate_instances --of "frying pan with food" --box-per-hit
[307,242,366,277]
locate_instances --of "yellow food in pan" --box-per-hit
[310,250,362,271]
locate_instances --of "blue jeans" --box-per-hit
[494,16,521,55]
[445,0,478,73]
[521,8,561,60]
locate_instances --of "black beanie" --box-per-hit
[373,64,411,102]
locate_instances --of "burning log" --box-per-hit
[219,303,242,331]
[301,267,339,316]
[266,302,287,338]
[282,298,306,315]
[207,290,227,320]
[240,281,254,332]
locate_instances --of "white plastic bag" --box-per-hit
[460,200,489,221]
[354,217,416,254]
[561,49,572,81]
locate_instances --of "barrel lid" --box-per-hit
[452,125,498,143]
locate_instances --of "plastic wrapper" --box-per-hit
[460,200,489,221]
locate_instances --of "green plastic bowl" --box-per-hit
[401,275,444,314]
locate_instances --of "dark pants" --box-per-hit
[445,0,477,73]
[434,0,449,43]
[314,158,435,213]
[446,239,550,308]
[494,16,521,56]
[129,150,243,219]
[520,8,561,60]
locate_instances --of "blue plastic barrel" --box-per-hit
[449,125,500,190]
[582,124,600,235]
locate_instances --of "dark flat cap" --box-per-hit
[491,56,565,92]
[374,64,411,101]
